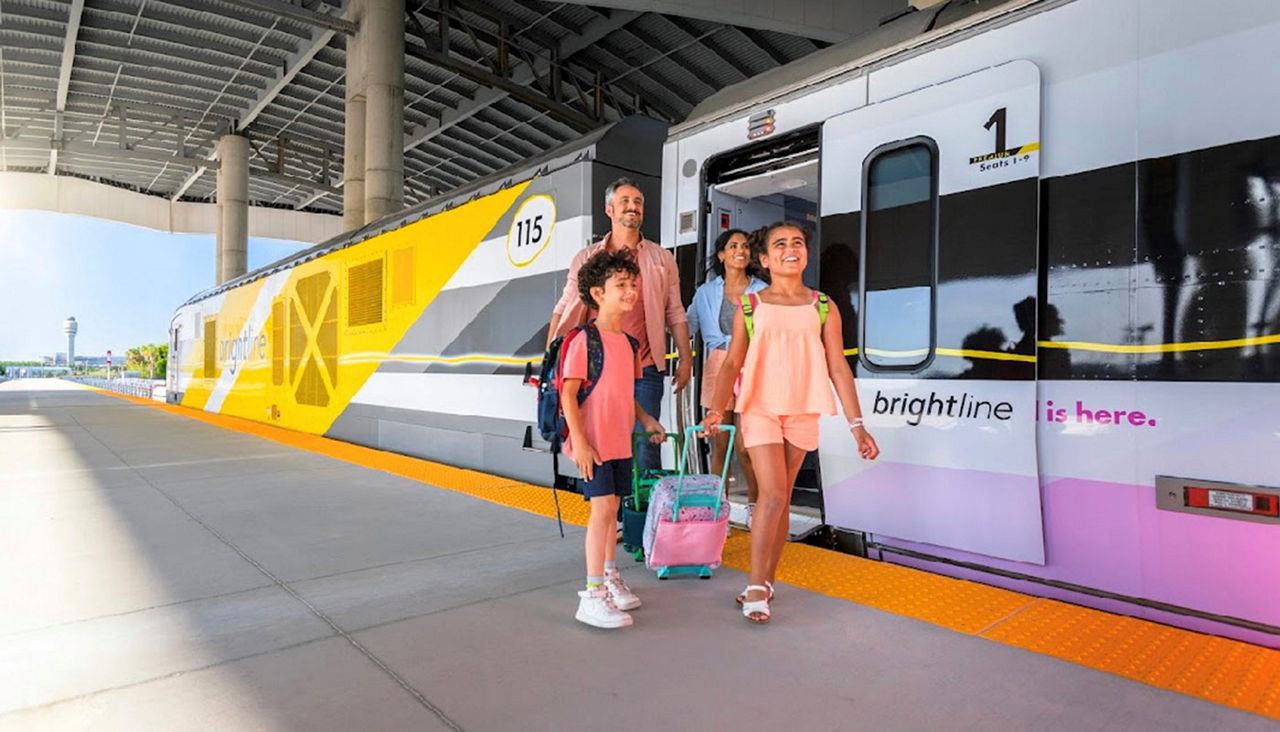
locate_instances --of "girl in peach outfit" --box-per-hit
[702,222,880,623]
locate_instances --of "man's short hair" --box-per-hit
[578,249,640,309]
[604,177,643,206]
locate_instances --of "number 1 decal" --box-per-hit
[984,107,1007,154]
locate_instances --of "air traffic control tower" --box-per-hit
[63,317,77,368]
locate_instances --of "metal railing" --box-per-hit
[70,377,167,401]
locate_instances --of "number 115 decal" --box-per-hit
[506,194,557,267]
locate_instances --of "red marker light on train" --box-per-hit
[1185,486,1279,517]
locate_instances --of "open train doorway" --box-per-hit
[696,127,825,539]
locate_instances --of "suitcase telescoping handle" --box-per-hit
[632,431,681,494]
[673,425,736,521]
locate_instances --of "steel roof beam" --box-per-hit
[732,26,790,68]
[622,21,719,95]
[403,9,639,154]
[543,0,881,43]
[54,0,85,111]
[576,42,690,120]
[294,189,329,209]
[659,15,751,83]
[171,22,340,201]
[241,29,337,128]
[0,137,219,169]
[219,0,358,35]
[403,43,597,132]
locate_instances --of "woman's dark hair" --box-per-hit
[709,228,749,278]
[578,249,640,308]
[747,226,768,264]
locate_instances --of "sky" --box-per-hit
[0,210,308,361]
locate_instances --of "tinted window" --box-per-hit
[861,141,936,370]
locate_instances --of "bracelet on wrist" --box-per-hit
[848,418,865,431]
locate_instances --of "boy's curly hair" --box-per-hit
[577,249,640,309]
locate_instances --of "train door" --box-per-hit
[817,60,1046,564]
[700,128,826,537]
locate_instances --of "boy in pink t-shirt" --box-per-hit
[562,250,664,629]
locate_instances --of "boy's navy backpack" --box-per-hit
[534,322,638,534]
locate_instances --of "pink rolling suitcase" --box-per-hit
[643,425,734,579]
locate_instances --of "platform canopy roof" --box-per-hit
[0,0,906,214]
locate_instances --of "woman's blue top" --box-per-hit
[687,275,767,353]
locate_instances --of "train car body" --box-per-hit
[168,117,667,484]
[664,0,1280,646]
[169,0,1280,648]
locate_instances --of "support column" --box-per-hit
[343,7,366,231]
[216,134,249,286]
[362,0,404,224]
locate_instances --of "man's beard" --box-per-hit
[618,214,642,229]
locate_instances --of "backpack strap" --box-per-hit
[814,291,829,329]
[741,293,759,341]
[580,323,604,402]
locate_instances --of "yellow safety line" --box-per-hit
[840,346,1037,363]
[1040,332,1280,354]
[84,385,1280,722]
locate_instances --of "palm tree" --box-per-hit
[125,347,143,376]
[140,344,159,379]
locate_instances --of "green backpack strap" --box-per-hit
[741,293,758,341]
[814,291,829,329]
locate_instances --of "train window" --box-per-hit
[347,258,384,327]
[203,317,217,378]
[860,138,938,370]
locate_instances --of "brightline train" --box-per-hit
[170,0,1280,648]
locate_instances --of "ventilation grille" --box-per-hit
[203,318,216,378]
[678,210,696,234]
[347,259,384,327]
[291,271,337,407]
[271,299,284,386]
[391,247,414,307]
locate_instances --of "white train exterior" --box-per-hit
[664,0,1280,646]
[170,0,1280,647]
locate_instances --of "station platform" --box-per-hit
[2,379,1278,731]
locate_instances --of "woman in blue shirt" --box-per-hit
[689,228,767,523]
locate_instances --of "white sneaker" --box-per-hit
[604,570,641,611]
[575,587,632,629]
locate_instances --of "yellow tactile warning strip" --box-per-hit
[89,387,1280,721]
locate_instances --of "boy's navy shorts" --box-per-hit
[581,457,633,500]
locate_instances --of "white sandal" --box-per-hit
[740,584,771,624]
[736,581,773,606]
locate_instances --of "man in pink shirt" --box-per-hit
[547,177,691,472]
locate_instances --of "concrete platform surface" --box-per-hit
[1,380,1275,731]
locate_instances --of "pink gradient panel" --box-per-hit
[823,462,1045,564]
[860,476,1280,645]
[1137,494,1280,626]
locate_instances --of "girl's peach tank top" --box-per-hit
[735,299,837,417]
